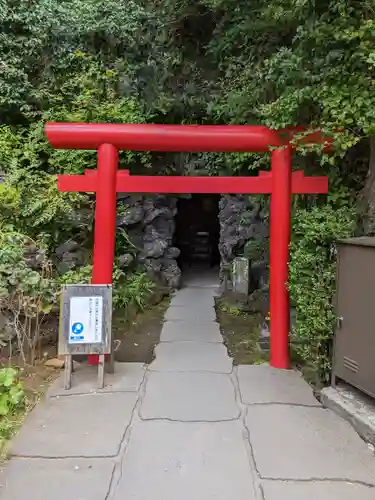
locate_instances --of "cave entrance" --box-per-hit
[174,194,220,272]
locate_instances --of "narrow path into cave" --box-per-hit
[174,194,220,273]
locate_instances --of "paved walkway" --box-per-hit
[2,277,375,499]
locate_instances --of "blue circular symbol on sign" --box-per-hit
[72,322,84,335]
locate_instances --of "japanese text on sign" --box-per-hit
[69,296,103,344]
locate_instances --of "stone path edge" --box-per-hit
[232,368,375,491]
[47,369,148,399]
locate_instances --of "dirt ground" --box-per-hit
[113,297,170,364]
[215,296,321,397]
[215,297,269,365]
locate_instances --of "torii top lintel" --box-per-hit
[45,123,331,153]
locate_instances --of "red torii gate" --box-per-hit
[45,123,329,370]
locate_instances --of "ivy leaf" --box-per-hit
[9,384,24,405]
[0,368,17,387]
[0,393,10,416]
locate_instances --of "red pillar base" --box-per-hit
[88,354,108,365]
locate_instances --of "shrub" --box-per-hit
[289,204,357,384]
[0,225,56,362]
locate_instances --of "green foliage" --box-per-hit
[0,127,91,247]
[221,303,242,317]
[244,238,264,262]
[289,204,357,384]
[0,224,57,360]
[56,266,94,287]
[0,368,24,417]
[57,265,155,312]
[0,227,53,307]
[206,0,375,160]
[0,0,162,121]
[113,270,155,311]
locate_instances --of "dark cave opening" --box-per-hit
[174,194,221,273]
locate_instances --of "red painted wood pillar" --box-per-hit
[269,146,292,369]
[88,143,118,365]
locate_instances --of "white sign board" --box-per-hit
[69,296,103,344]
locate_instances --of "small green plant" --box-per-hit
[228,306,242,317]
[113,270,155,311]
[57,265,155,312]
[0,368,24,418]
[56,265,93,287]
[218,299,243,317]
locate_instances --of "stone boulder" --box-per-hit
[117,204,144,227]
[162,258,181,289]
[219,194,269,298]
[55,240,80,257]
[165,246,181,259]
[143,239,168,259]
[118,253,134,268]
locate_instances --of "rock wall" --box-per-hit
[218,195,269,297]
[55,239,85,274]
[117,194,182,288]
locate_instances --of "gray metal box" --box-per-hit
[332,237,375,399]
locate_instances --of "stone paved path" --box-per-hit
[2,276,375,499]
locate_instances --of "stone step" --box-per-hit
[160,320,222,343]
[150,342,232,374]
[140,371,239,421]
[164,305,217,322]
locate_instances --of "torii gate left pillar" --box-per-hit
[91,143,118,286]
[46,123,329,370]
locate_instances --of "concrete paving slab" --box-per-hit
[169,297,216,309]
[140,371,240,421]
[113,420,259,500]
[261,480,375,500]
[170,288,216,307]
[165,305,217,322]
[160,321,222,343]
[246,405,375,484]
[11,392,137,458]
[48,362,145,397]
[150,342,232,373]
[0,458,115,500]
[237,364,320,406]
